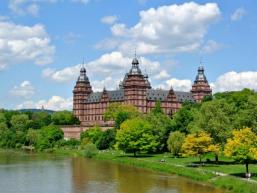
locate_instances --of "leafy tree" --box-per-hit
[171,103,196,134]
[28,112,51,129]
[51,111,80,125]
[167,131,185,157]
[96,129,116,150]
[10,114,30,131]
[36,125,64,150]
[0,122,8,133]
[115,118,159,156]
[80,126,103,144]
[224,128,257,175]
[0,130,16,148]
[182,131,219,163]
[189,99,234,161]
[104,103,141,129]
[146,112,173,152]
[26,129,39,146]
[0,112,6,123]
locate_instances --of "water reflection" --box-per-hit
[0,151,224,193]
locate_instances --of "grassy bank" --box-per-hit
[92,150,257,193]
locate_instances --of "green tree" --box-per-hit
[182,131,219,163]
[224,128,257,176]
[80,126,103,144]
[96,129,116,150]
[26,129,39,146]
[28,112,51,129]
[151,100,163,115]
[83,143,98,158]
[115,118,159,156]
[167,131,185,157]
[104,103,140,129]
[51,111,80,125]
[189,99,233,161]
[10,114,30,131]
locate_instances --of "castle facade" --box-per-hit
[73,57,212,127]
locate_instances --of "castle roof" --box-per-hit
[85,89,194,103]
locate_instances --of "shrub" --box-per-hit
[83,143,98,158]
[96,129,116,150]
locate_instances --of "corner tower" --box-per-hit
[191,66,212,102]
[73,66,92,121]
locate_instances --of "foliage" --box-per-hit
[189,99,234,147]
[146,112,173,152]
[10,114,30,131]
[83,143,98,158]
[224,128,257,174]
[51,111,80,125]
[182,131,219,162]
[170,103,196,134]
[150,100,164,115]
[26,129,39,146]
[96,129,116,150]
[115,118,159,156]
[104,103,141,129]
[80,126,103,144]
[167,131,185,157]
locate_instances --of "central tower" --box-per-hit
[123,57,151,113]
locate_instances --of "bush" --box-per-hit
[83,143,98,158]
[167,131,185,157]
[80,126,103,144]
[96,129,116,150]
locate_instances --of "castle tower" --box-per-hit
[73,66,92,122]
[191,66,212,102]
[123,57,151,113]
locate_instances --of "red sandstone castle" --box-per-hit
[73,57,212,127]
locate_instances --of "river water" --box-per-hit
[0,151,224,193]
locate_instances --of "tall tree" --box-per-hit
[167,131,185,157]
[224,128,257,176]
[115,118,159,156]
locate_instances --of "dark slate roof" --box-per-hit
[86,90,124,103]
[85,89,194,103]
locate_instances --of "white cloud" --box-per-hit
[0,20,55,70]
[211,71,257,92]
[153,70,170,80]
[98,2,220,55]
[26,3,39,16]
[101,15,118,25]
[231,8,246,21]
[16,96,73,111]
[42,51,164,86]
[9,81,35,99]
[157,78,192,92]
[201,40,221,54]
[71,0,90,5]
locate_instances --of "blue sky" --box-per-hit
[0,0,257,110]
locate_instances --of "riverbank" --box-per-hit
[54,149,257,193]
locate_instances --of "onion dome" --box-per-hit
[194,66,208,83]
[77,66,89,82]
[129,57,142,75]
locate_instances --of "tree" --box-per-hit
[10,114,30,131]
[189,99,233,161]
[96,129,116,150]
[26,129,39,146]
[146,112,173,152]
[167,131,185,157]
[151,100,163,115]
[224,128,257,176]
[115,118,159,156]
[51,111,80,125]
[104,103,140,129]
[28,112,51,129]
[182,131,219,163]
[80,126,103,144]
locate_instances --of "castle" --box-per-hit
[73,57,212,127]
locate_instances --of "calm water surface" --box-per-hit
[0,151,225,193]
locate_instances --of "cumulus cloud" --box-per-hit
[231,8,246,21]
[98,2,220,55]
[101,15,118,25]
[16,96,73,111]
[42,51,167,89]
[211,71,257,92]
[157,78,192,92]
[9,81,35,99]
[0,20,55,70]
[201,40,221,54]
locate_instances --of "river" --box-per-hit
[0,151,224,193]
